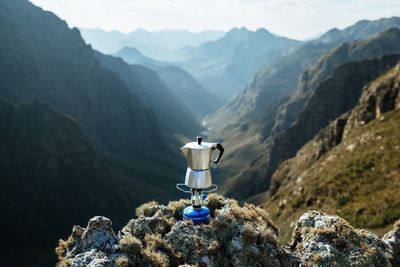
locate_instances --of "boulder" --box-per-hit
[57,197,399,267]
[289,211,390,266]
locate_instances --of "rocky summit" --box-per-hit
[56,195,399,267]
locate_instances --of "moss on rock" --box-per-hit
[57,196,400,266]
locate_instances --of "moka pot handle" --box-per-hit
[212,143,224,164]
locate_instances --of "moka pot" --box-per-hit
[176,136,224,224]
[178,136,224,189]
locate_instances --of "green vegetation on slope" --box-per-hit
[264,108,400,242]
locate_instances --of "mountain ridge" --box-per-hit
[112,47,224,117]
[262,63,400,242]
[80,28,225,60]
[178,27,302,99]
[209,23,400,200]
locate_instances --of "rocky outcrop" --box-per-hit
[382,220,400,266]
[262,63,400,244]
[56,217,122,267]
[290,211,392,267]
[269,112,350,195]
[269,63,400,195]
[344,63,400,135]
[266,55,400,194]
[57,196,400,267]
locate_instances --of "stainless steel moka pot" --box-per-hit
[176,136,224,224]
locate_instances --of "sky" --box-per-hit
[30,0,400,40]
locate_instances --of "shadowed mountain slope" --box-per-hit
[113,47,223,117]
[0,98,174,266]
[0,1,189,265]
[262,63,400,242]
[214,28,400,200]
[0,0,169,160]
[94,51,201,137]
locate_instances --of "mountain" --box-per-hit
[178,27,302,99]
[56,195,400,266]
[0,98,174,266]
[157,66,224,117]
[113,46,165,68]
[212,27,400,200]
[204,41,334,150]
[0,0,171,161]
[317,17,400,44]
[0,0,188,265]
[206,17,400,143]
[94,51,201,137]
[261,63,400,243]
[113,47,224,117]
[80,28,225,61]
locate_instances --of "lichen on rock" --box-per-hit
[57,196,399,267]
[382,219,400,266]
[57,195,299,266]
[289,210,391,267]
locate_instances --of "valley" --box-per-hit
[1,0,400,266]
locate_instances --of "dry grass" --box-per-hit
[142,248,170,267]
[266,109,400,243]
[119,235,142,255]
[167,199,190,221]
[55,236,76,261]
[136,201,160,217]
[114,256,133,267]
[142,234,181,266]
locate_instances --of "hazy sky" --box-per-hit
[30,0,400,40]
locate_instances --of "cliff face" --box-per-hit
[0,0,168,158]
[94,51,201,137]
[261,54,400,187]
[263,64,400,242]
[0,2,189,263]
[0,97,97,174]
[0,98,140,264]
[56,195,400,267]
[217,29,400,200]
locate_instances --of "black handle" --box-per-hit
[212,143,224,163]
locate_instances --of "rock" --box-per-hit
[57,197,399,267]
[344,63,400,137]
[382,220,400,266]
[56,216,121,267]
[57,195,300,267]
[80,216,118,252]
[289,211,391,267]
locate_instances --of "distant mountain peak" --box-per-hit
[226,27,250,37]
[255,28,273,35]
[317,16,400,44]
[118,46,143,55]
